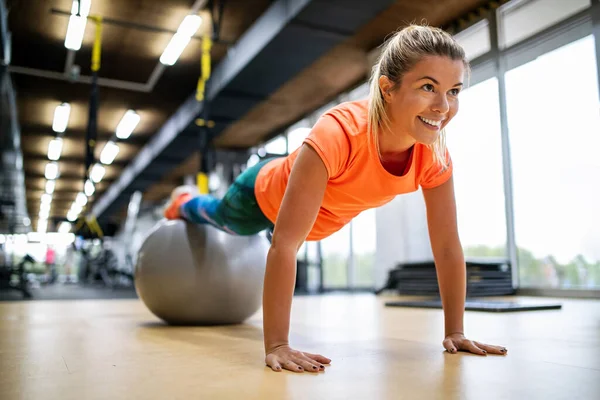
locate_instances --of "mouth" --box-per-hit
[418,116,443,130]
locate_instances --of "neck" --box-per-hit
[377,128,415,158]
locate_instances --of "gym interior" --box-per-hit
[1,0,599,398]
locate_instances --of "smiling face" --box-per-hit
[379,55,465,147]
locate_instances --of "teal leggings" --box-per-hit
[180,158,275,235]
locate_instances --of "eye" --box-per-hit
[449,88,461,96]
[421,83,434,92]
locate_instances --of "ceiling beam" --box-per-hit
[23,153,129,168]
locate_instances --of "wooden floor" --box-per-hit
[1,294,599,400]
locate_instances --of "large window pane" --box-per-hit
[505,35,600,289]
[454,20,491,61]
[321,224,350,288]
[351,209,376,288]
[499,0,590,49]
[446,77,507,258]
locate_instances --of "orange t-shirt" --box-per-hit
[254,99,453,241]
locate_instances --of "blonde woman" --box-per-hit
[165,24,508,372]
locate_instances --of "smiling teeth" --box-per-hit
[419,117,441,127]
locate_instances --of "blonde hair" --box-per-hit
[368,24,470,167]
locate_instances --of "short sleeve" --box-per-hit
[303,114,351,179]
[420,147,453,189]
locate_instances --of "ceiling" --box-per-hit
[2,0,496,235]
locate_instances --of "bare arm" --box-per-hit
[263,143,330,371]
[422,176,465,336]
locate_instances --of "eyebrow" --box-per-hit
[418,76,463,87]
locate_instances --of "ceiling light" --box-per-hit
[48,137,63,160]
[40,203,51,213]
[41,193,52,205]
[84,179,95,196]
[45,162,59,180]
[39,209,50,219]
[70,203,83,214]
[100,141,120,164]
[67,210,78,222]
[159,15,202,66]
[64,0,91,50]
[45,180,56,194]
[115,110,140,139]
[52,103,71,133]
[75,192,88,207]
[90,163,105,183]
[37,219,48,233]
[58,222,72,234]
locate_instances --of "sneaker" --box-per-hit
[164,185,198,219]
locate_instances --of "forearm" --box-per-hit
[434,248,466,336]
[262,245,297,352]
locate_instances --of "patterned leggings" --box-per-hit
[179,158,275,235]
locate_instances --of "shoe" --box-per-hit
[164,185,197,219]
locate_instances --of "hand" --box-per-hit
[443,332,508,356]
[265,345,331,373]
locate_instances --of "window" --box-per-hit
[445,77,507,259]
[454,20,491,61]
[321,224,351,288]
[505,35,600,289]
[351,209,376,287]
[499,0,590,49]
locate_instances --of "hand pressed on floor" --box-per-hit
[443,332,508,356]
[265,345,331,373]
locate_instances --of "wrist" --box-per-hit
[445,331,464,338]
[265,341,289,354]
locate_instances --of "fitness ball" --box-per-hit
[134,219,269,325]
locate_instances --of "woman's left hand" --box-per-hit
[443,332,508,356]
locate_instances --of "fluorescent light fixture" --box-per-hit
[65,0,91,51]
[115,110,140,139]
[90,163,105,183]
[75,192,88,207]
[48,137,63,160]
[67,210,78,222]
[84,179,95,196]
[58,222,72,234]
[52,103,71,133]
[160,34,192,66]
[37,219,48,233]
[39,209,50,219]
[41,193,52,205]
[100,141,120,164]
[178,15,202,36]
[159,15,201,66]
[70,202,83,214]
[45,180,56,194]
[40,203,51,213]
[45,162,59,180]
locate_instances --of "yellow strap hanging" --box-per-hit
[196,172,209,195]
[196,35,213,101]
[90,16,103,72]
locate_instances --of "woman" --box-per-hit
[165,24,508,373]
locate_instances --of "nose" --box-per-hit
[431,93,450,114]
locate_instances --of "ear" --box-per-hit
[378,75,394,103]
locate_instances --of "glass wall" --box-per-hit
[445,77,507,259]
[505,35,600,289]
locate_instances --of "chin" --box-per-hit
[413,132,439,146]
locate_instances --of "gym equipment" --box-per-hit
[377,258,515,297]
[134,219,269,325]
[385,299,562,313]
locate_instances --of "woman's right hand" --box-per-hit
[265,345,331,373]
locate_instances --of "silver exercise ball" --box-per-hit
[134,219,269,325]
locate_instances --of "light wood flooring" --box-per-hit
[1,294,599,399]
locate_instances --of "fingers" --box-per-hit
[294,354,323,372]
[474,341,508,355]
[443,338,458,354]
[463,340,487,356]
[304,352,332,365]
